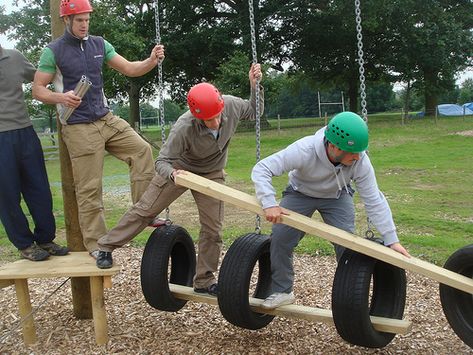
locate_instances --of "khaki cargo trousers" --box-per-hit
[62,113,154,252]
[98,170,225,289]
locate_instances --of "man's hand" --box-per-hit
[150,44,165,65]
[249,63,262,88]
[263,206,289,224]
[62,90,81,108]
[171,169,187,183]
[388,242,411,257]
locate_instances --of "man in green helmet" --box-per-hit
[251,111,410,309]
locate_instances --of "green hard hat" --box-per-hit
[324,112,369,153]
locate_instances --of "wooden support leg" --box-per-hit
[89,276,108,345]
[14,279,37,344]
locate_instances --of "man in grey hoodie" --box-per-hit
[251,111,410,309]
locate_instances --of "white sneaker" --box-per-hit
[261,292,295,309]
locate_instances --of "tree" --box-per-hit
[380,0,473,114]
[366,82,396,113]
[458,78,473,104]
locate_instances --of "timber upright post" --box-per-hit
[50,0,93,319]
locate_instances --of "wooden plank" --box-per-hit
[0,252,120,279]
[169,284,411,334]
[175,172,473,294]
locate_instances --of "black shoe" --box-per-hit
[194,283,218,297]
[96,251,113,269]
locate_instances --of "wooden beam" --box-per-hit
[175,172,473,294]
[169,284,411,334]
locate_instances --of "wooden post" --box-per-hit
[50,0,92,319]
[324,112,328,125]
[14,280,37,344]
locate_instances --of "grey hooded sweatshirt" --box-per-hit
[251,127,399,246]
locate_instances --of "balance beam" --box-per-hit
[175,172,473,295]
[170,284,411,334]
[0,252,120,345]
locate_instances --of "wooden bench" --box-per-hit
[0,252,120,345]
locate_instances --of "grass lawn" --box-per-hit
[1,114,472,266]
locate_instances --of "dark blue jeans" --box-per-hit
[0,126,56,249]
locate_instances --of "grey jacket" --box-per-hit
[156,86,264,178]
[251,127,399,246]
[0,48,36,132]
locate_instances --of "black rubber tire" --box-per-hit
[332,248,407,348]
[439,244,473,349]
[140,225,196,312]
[218,233,274,330]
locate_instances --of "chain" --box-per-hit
[154,0,166,146]
[154,0,171,224]
[248,0,261,234]
[354,0,375,238]
[354,0,368,122]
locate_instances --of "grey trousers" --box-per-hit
[98,170,225,289]
[270,185,355,293]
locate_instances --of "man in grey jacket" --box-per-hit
[96,64,263,297]
[251,111,410,309]
[0,45,69,261]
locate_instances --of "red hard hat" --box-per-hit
[187,83,224,120]
[60,0,93,17]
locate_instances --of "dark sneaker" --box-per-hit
[37,242,69,256]
[89,250,100,259]
[96,251,113,269]
[194,283,218,297]
[20,244,50,261]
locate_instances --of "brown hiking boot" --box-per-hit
[20,244,50,261]
[37,242,69,256]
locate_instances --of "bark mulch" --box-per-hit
[0,247,472,354]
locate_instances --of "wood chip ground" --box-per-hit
[1,247,472,354]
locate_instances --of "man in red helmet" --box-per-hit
[32,0,165,258]
[96,64,263,297]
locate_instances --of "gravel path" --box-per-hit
[0,247,472,354]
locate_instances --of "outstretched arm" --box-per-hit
[107,44,165,77]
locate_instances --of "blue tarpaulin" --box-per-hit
[437,104,473,116]
[463,102,473,111]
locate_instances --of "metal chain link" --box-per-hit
[354,0,368,122]
[248,0,261,234]
[154,0,166,146]
[355,0,375,238]
[154,0,170,223]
